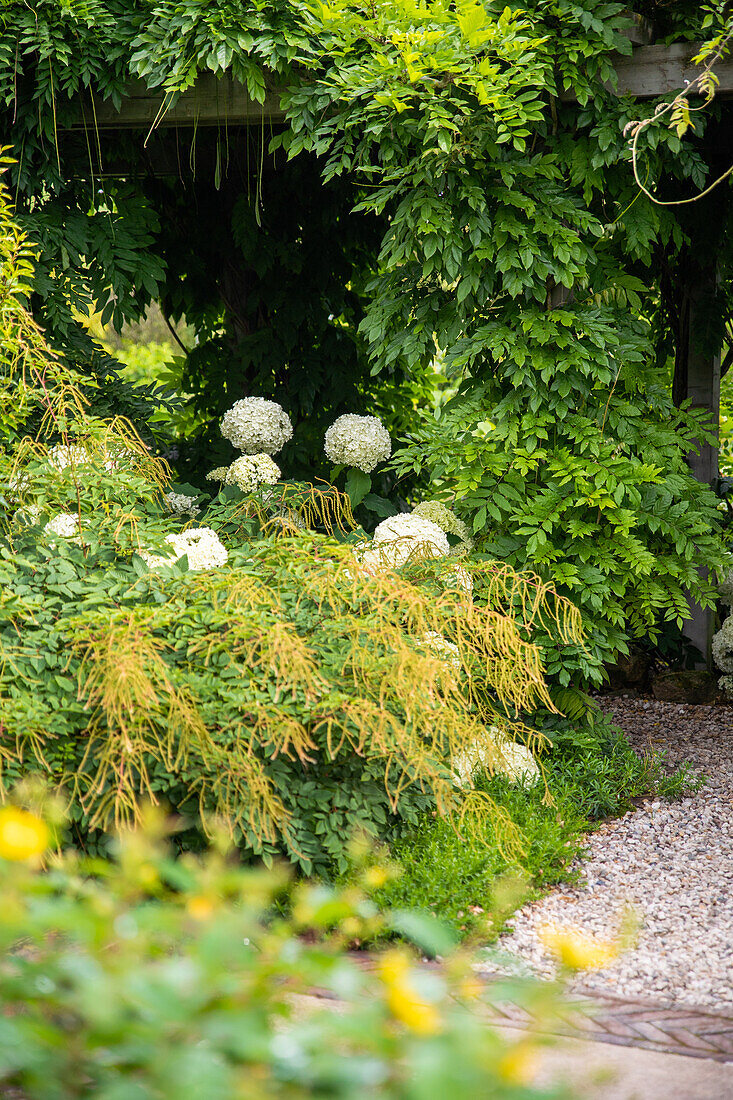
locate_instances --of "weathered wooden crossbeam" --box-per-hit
[69,73,286,130]
[64,43,733,131]
[596,43,733,100]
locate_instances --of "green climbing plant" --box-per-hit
[0,0,730,699]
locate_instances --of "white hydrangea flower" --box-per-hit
[48,443,132,473]
[720,569,733,608]
[324,414,391,473]
[43,512,84,546]
[220,397,293,455]
[224,454,281,493]
[361,513,449,572]
[140,527,228,572]
[206,467,229,482]
[412,500,474,551]
[373,513,449,553]
[452,729,540,789]
[712,615,733,674]
[164,491,200,518]
[45,512,82,538]
[14,503,41,526]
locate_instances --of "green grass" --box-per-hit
[369,728,700,942]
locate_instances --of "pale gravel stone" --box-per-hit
[481,698,733,1010]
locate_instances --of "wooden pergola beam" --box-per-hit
[62,42,733,131]
[613,43,733,98]
[561,43,733,101]
[68,73,286,130]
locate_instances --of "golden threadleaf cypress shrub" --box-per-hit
[0,171,584,871]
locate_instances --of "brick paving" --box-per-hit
[484,987,733,1063]
[345,953,733,1063]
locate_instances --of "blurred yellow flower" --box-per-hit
[137,862,159,889]
[539,924,618,970]
[377,949,410,985]
[186,895,216,921]
[363,865,389,889]
[497,1041,539,1085]
[0,807,49,863]
[340,916,361,938]
[378,950,441,1036]
[386,985,441,1036]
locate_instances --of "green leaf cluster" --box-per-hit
[0,803,568,1098]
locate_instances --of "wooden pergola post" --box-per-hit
[678,273,722,667]
[667,123,732,668]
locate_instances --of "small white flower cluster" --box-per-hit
[45,512,82,538]
[48,444,91,470]
[206,467,229,482]
[324,414,391,474]
[220,397,293,455]
[48,443,134,474]
[224,454,281,493]
[712,613,733,688]
[412,500,474,552]
[452,729,540,790]
[164,492,200,518]
[15,503,41,526]
[141,528,228,572]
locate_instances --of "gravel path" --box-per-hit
[485,698,733,1010]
